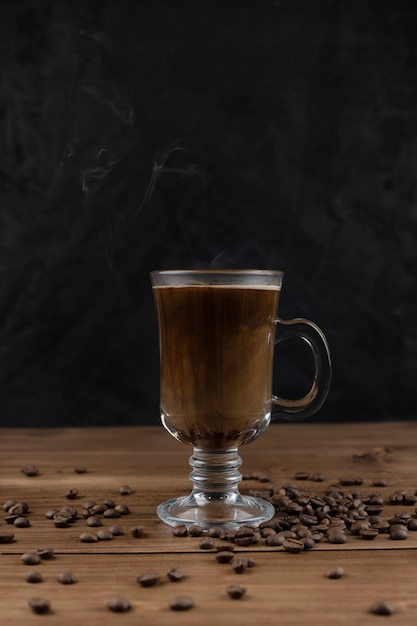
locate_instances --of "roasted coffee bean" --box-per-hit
[215,541,235,552]
[3,499,17,511]
[311,472,325,482]
[108,525,124,536]
[223,530,237,542]
[167,567,185,582]
[96,529,113,541]
[103,499,116,509]
[53,515,69,528]
[360,528,378,540]
[65,489,79,500]
[4,514,19,524]
[216,551,235,563]
[282,538,305,553]
[294,471,310,480]
[21,554,41,565]
[103,508,121,519]
[74,466,87,474]
[207,526,224,538]
[350,520,370,536]
[91,504,107,515]
[57,572,77,585]
[130,526,145,538]
[369,601,395,616]
[234,536,254,546]
[25,571,43,584]
[302,536,316,549]
[136,572,160,587]
[79,532,99,543]
[0,531,14,543]
[37,548,55,560]
[86,515,102,527]
[119,485,133,495]
[28,597,50,614]
[326,566,345,579]
[226,584,246,599]
[107,596,131,613]
[169,595,194,611]
[373,478,388,487]
[408,518,417,531]
[339,477,363,486]
[265,533,285,547]
[199,538,214,550]
[232,557,251,573]
[188,524,204,537]
[327,528,347,544]
[14,516,30,528]
[114,503,129,515]
[9,502,29,515]
[172,524,188,537]
[21,465,39,477]
[389,524,408,540]
[45,510,57,520]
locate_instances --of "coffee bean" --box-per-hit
[215,542,235,552]
[167,567,185,582]
[408,518,417,531]
[45,510,57,520]
[21,465,39,477]
[282,538,305,553]
[265,533,285,547]
[37,548,55,560]
[232,557,251,573]
[216,551,235,563]
[339,477,363,486]
[107,596,131,613]
[373,478,388,487]
[302,536,316,549]
[114,503,129,515]
[199,538,214,550]
[326,566,345,579]
[172,524,188,537]
[103,508,121,519]
[96,529,113,541]
[86,515,102,527]
[169,595,194,611]
[9,502,29,515]
[3,499,17,511]
[65,489,79,500]
[188,524,204,537]
[389,524,408,540]
[226,584,246,599]
[119,485,133,495]
[311,472,325,482]
[369,601,394,616]
[360,528,379,540]
[294,471,310,480]
[74,466,87,474]
[130,526,145,538]
[28,597,50,614]
[14,516,30,528]
[103,499,116,509]
[25,571,43,583]
[21,554,41,565]
[108,524,124,536]
[79,532,99,543]
[207,527,225,538]
[57,572,77,585]
[136,572,160,587]
[0,531,15,543]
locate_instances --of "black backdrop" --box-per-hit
[1,0,416,426]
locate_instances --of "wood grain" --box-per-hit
[1,423,417,624]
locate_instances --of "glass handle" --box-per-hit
[272,318,332,420]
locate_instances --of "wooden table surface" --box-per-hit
[1,422,417,625]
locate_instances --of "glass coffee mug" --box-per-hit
[151,269,331,528]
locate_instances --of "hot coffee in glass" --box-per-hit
[151,270,331,528]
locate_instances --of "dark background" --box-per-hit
[1,0,416,427]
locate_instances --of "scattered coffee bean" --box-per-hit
[108,524,124,536]
[360,528,379,540]
[167,567,185,582]
[339,476,363,486]
[107,596,131,613]
[114,503,129,515]
[14,516,30,528]
[119,485,133,495]
[3,499,17,511]
[311,472,325,482]
[389,524,408,540]
[232,557,252,573]
[65,489,79,500]
[326,566,345,579]
[199,538,214,550]
[0,531,15,543]
[207,527,224,538]
[79,532,99,543]
[28,597,50,614]
[74,466,87,474]
[215,542,235,552]
[172,524,188,537]
[294,471,310,480]
[136,572,160,587]
[103,499,116,508]
[188,524,204,537]
[169,595,194,611]
[96,529,113,541]
[57,572,77,585]
[408,519,417,531]
[130,526,145,538]
[282,538,305,553]
[9,502,29,515]
[86,515,102,527]
[25,571,43,584]
[373,478,388,487]
[21,554,41,565]
[21,466,39,477]
[37,548,55,560]
[103,508,120,519]
[369,601,395,616]
[216,551,235,564]
[45,510,57,520]
[226,584,246,599]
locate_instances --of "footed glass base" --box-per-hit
[157,447,275,529]
[157,492,275,529]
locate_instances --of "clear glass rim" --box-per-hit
[150,269,283,287]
